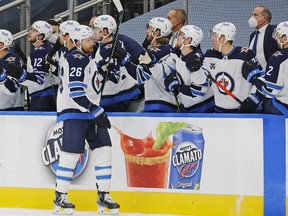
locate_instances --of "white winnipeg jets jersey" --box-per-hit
[57,49,102,121]
[203,46,257,110]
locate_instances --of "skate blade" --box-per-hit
[53,206,74,215]
[98,206,119,215]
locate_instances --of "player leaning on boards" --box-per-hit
[198,22,262,113]
[241,21,288,114]
[53,25,119,215]
[136,24,214,113]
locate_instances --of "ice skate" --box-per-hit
[97,192,120,215]
[53,191,75,215]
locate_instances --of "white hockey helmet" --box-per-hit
[71,25,94,44]
[31,20,53,40]
[59,20,80,36]
[0,29,13,49]
[149,17,172,37]
[180,25,203,47]
[274,21,288,39]
[212,22,236,41]
[93,15,117,36]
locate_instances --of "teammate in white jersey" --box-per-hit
[93,15,142,112]
[142,17,175,112]
[138,24,213,112]
[54,25,119,215]
[0,29,25,111]
[242,21,288,115]
[202,22,261,113]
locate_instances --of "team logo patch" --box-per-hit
[150,47,161,52]
[42,121,89,179]
[5,57,16,63]
[73,53,84,59]
[273,51,283,57]
[240,47,250,53]
[104,44,113,50]
[210,63,216,70]
[215,72,235,95]
[34,46,44,51]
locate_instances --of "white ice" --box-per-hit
[0,208,178,216]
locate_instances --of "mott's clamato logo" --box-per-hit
[42,122,89,178]
[172,141,202,178]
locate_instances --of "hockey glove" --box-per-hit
[89,104,111,129]
[185,53,202,72]
[5,63,27,83]
[113,46,130,66]
[238,92,263,113]
[242,60,264,84]
[138,51,155,67]
[164,73,180,95]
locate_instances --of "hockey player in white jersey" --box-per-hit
[6,21,57,111]
[25,20,57,111]
[54,25,119,215]
[0,29,25,111]
[142,17,176,112]
[138,24,214,112]
[241,21,288,114]
[203,22,262,113]
[93,15,144,112]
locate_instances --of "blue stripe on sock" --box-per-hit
[96,175,111,180]
[95,166,112,170]
[57,176,72,182]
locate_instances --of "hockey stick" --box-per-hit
[13,44,27,64]
[100,0,124,94]
[201,66,243,105]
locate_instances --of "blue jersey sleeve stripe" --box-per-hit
[68,82,87,89]
[266,82,282,90]
[69,91,85,98]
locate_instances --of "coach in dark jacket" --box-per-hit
[248,5,279,69]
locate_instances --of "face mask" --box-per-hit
[48,33,58,44]
[248,16,258,28]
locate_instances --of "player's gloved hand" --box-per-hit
[0,66,7,84]
[185,53,202,72]
[242,60,264,84]
[164,73,180,95]
[89,104,111,129]
[138,51,155,67]
[238,92,262,113]
[113,46,130,66]
[5,63,27,83]
[108,68,121,84]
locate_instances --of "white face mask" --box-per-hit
[248,16,258,28]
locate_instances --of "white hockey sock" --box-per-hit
[93,146,112,192]
[56,151,80,193]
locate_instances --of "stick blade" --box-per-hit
[112,0,123,12]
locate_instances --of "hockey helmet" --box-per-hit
[71,25,94,44]
[149,17,172,37]
[0,29,13,49]
[212,22,236,41]
[59,20,80,36]
[31,20,53,41]
[180,25,203,47]
[93,15,117,36]
[273,21,288,39]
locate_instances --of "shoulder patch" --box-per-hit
[73,53,85,59]
[272,51,283,57]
